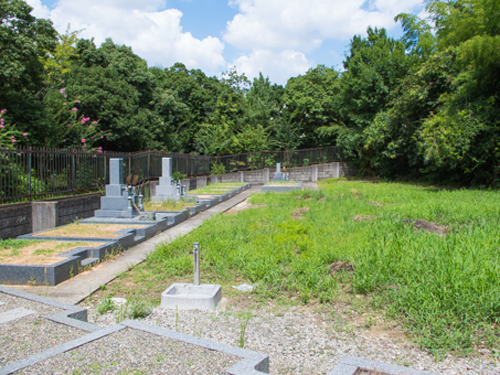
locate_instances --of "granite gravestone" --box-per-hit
[95,158,138,218]
[152,158,181,202]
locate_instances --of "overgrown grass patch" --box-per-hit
[107,181,500,354]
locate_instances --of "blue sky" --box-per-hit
[29,0,426,85]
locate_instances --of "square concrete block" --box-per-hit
[161,283,222,310]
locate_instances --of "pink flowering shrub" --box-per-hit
[0,110,27,148]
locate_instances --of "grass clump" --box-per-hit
[109,181,500,355]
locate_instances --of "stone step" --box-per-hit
[80,258,99,267]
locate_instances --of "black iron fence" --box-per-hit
[0,146,343,204]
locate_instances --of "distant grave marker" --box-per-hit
[152,158,183,202]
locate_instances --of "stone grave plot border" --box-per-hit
[0,286,98,333]
[0,290,270,375]
[18,223,159,250]
[188,183,251,205]
[0,240,119,285]
[328,356,439,375]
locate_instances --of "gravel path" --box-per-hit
[84,298,499,375]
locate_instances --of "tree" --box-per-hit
[283,65,339,148]
[0,0,57,139]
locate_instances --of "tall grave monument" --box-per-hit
[95,158,139,218]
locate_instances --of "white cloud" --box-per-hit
[224,0,423,52]
[27,0,226,75]
[25,0,51,19]
[232,49,311,85]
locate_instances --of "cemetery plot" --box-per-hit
[143,199,196,212]
[17,327,242,375]
[31,223,147,239]
[0,240,106,265]
[0,292,86,368]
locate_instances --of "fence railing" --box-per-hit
[0,146,344,204]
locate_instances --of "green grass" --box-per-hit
[104,180,500,355]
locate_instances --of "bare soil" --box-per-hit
[403,219,449,237]
[0,241,105,265]
[353,215,378,221]
[292,207,311,219]
[33,224,146,239]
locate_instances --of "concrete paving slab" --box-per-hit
[0,308,35,324]
[7,185,261,305]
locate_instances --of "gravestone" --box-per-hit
[273,163,289,182]
[152,158,181,202]
[95,158,138,218]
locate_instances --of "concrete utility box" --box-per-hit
[161,283,222,310]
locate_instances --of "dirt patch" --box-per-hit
[225,200,267,215]
[292,207,311,219]
[370,200,383,207]
[403,219,448,237]
[0,241,105,265]
[330,261,355,275]
[353,215,378,221]
[33,224,146,239]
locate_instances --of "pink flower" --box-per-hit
[75,100,81,104]
[0,118,4,125]
[12,139,16,143]
[68,123,72,127]
[92,121,98,124]
[11,136,14,138]
[0,109,6,114]
[100,135,104,139]
[81,138,85,143]
[0,125,4,129]
[23,132,28,137]
[60,88,66,94]
[72,107,78,111]
[81,117,90,124]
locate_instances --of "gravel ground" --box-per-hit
[17,328,241,375]
[84,297,499,375]
[0,292,86,367]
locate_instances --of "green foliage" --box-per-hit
[3,0,500,186]
[210,162,226,176]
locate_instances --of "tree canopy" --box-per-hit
[1,0,499,185]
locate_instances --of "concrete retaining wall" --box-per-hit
[0,202,32,240]
[184,162,357,190]
[0,193,101,240]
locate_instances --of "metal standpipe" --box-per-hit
[193,242,200,286]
